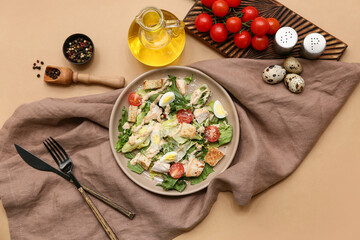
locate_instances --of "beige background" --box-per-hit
[0,0,359,239]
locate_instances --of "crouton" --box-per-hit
[180,123,196,139]
[186,158,205,177]
[143,79,163,90]
[176,79,187,95]
[128,105,138,123]
[204,147,224,166]
[137,154,152,170]
[194,108,210,123]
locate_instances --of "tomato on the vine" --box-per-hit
[226,17,242,33]
[212,0,229,17]
[241,6,259,23]
[128,92,142,106]
[251,17,270,36]
[195,13,213,32]
[204,126,220,142]
[177,109,194,123]
[201,0,216,8]
[267,18,280,35]
[234,30,251,49]
[225,0,241,8]
[251,35,269,51]
[210,23,228,42]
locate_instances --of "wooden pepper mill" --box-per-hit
[44,65,125,88]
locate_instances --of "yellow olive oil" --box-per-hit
[128,9,186,67]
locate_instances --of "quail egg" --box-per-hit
[213,100,228,119]
[262,65,286,84]
[160,152,178,163]
[159,92,175,107]
[150,128,162,150]
[284,74,305,93]
[283,57,303,74]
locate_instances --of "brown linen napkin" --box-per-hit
[0,58,359,240]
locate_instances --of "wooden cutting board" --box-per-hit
[183,0,347,60]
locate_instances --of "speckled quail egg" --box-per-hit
[284,74,305,93]
[159,92,175,107]
[262,65,286,84]
[283,57,303,74]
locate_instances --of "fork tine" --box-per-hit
[49,136,69,159]
[43,140,60,165]
[45,138,66,163]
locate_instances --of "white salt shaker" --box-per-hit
[300,33,327,59]
[274,27,298,55]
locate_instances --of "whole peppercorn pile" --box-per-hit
[45,68,60,80]
[65,37,93,63]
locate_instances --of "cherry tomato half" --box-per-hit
[212,0,229,17]
[251,17,270,37]
[204,126,220,142]
[177,109,194,123]
[169,163,185,179]
[267,17,280,35]
[225,0,241,8]
[195,13,213,32]
[226,17,242,33]
[234,30,251,49]
[201,0,216,8]
[241,6,259,23]
[251,35,269,51]
[128,92,142,106]
[210,23,228,43]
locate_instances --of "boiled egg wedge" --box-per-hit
[213,100,228,119]
[150,128,162,150]
[159,92,175,107]
[160,151,178,163]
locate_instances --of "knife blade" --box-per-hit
[15,144,71,181]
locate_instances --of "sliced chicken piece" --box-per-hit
[185,158,205,177]
[190,89,202,105]
[194,108,210,124]
[152,161,170,173]
[176,79,187,95]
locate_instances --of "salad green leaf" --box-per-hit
[125,152,136,159]
[115,128,131,152]
[118,106,128,132]
[161,142,175,154]
[218,120,233,146]
[196,147,208,160]
[205,101,215,113]
[127,160,144,174]
[136,102,150,126]
[149,93,160,102]
[167,75,190,112]
[190,163,214,185]
[157,174,187,192]
[136,88,149,97]
[184,74,194,84]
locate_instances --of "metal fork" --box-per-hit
[43,137,119,240]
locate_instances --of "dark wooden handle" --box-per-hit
[82,185,135,219]
[78,187,119,240]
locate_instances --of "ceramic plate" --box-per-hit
[109,66,240,196]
